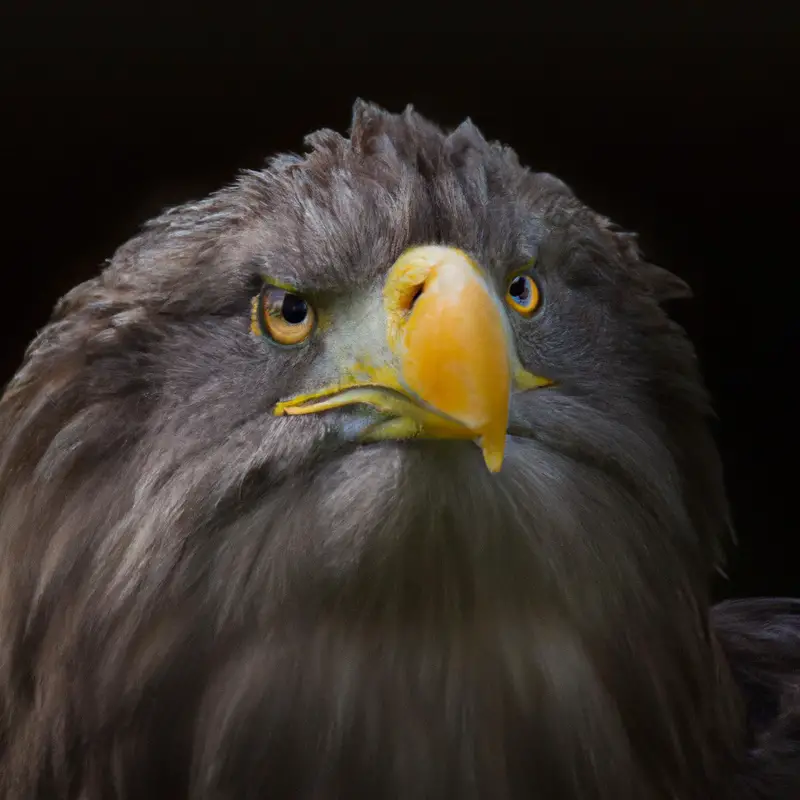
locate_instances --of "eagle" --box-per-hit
[0,100,797,800]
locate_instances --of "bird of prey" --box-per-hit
[0,100,797,800]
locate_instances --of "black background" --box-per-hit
[1,10,797,599]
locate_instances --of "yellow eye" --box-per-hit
[251,286,315,345]
[505,273,541,316]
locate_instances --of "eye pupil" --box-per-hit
[281,294,308,324]
[509,276,530,301]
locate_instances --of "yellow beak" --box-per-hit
[274,246,549,473]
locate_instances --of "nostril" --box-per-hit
[407,284,424,311]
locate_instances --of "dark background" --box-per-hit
[1,13,796,599]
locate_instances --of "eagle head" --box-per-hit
[0,101,743,800]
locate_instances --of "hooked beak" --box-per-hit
[274,246,551,473]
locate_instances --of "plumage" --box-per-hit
[0,100,797,799]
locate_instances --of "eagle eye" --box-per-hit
[505,272,541,316]
[251,285,316,345]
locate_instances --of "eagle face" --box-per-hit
[0,101,740,799]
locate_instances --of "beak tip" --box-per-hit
[484,455,504,473]
[480,437,506,474]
